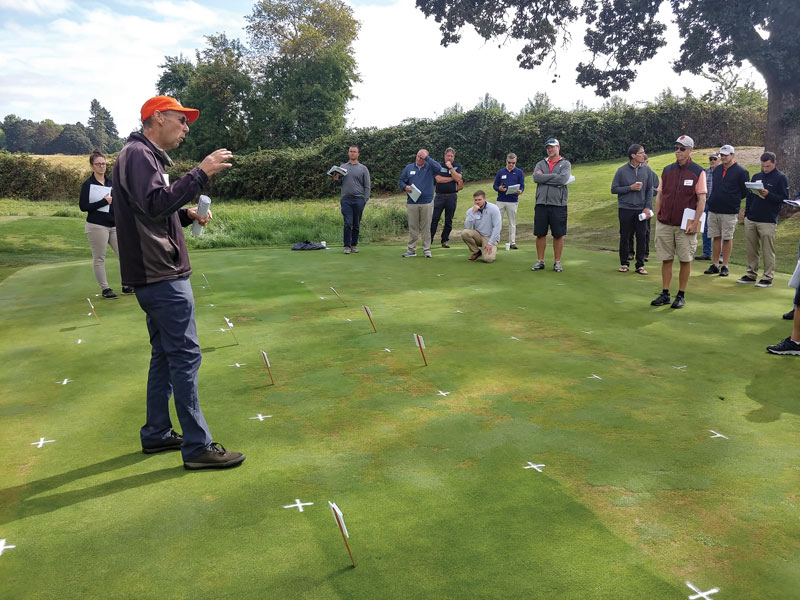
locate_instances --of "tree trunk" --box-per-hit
[765,77,800,217]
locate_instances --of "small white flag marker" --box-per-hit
[260,350,275,385]
[414,334,428,366]
[362,306,377,332]
[328,501,355,567]
[330,286,345,305]
[86,298,101,324]
[222,317,239,344]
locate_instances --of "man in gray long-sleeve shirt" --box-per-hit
[462,190,502,263]
[332,145,371,254]
[611,144,653,273]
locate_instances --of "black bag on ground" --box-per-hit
[291,240,326,250]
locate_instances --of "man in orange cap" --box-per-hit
[113,96,245,470]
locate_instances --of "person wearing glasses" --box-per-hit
[704,145,749,277]
[79,150,131,298]
[696,152,721,260]
[611,144,653,274]
[493,152,525,249]
[113,95,245,470]
[650,135,706,309]
[531,138,571,272]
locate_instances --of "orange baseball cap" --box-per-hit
[140,96,199,123]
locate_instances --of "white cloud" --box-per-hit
[0,0,73,15]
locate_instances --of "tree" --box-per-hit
[521,92,553,115]
[415,0,800,191]
[87,99,121,152]
[246,0,360,148]
[48,123,94,154]
[171,34,252,159]
[156,54,196,100]
[2,116,37,153]
[700,67,767,111]
[32,120,62,153]
[475,93,506,112]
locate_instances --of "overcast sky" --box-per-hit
[0,0,764,136]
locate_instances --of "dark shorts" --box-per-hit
[534,204,568,238]
[794,286,800,308]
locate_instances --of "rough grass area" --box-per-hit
[1,245,798,599]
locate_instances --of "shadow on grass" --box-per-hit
[0,451,188,525]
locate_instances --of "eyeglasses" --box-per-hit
[674,146,688,152]
[162,112,189,125]
[93,162,107,167]
[709,157,719,161]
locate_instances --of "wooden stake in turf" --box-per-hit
[330,286,345,305]
[260,349,275,385]
[414,333,428,366]
[86,297,101,324]
[223,316,239,345]
[201,272,212,291]
[328,501,355,568]
[362,305,376,332]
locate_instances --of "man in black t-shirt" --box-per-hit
[430,147,463,248]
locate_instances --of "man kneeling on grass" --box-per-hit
[462,190,501,263]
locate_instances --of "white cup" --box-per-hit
[505,242,511,251]
[321,241,327,248]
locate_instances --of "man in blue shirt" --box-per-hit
[493,153,525,249]
[462,190,502,263]
[398,149,443,258]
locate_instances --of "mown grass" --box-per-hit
[1,245,797,599]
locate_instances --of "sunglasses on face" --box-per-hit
[674,146,688,152]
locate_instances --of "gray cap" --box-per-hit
[720,144,735,155]
[674,135,694,148]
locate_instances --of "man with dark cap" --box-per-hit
[113,96,245,470]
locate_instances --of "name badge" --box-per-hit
[441,168,448,173]
[162,173,170,186]
[501,175,507,179]
[683,179,693,186]
[410,171,416,175]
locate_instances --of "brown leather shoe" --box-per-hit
[468,251,481,261]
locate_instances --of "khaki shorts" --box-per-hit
[655,221,697,263]
[707,212,737,240]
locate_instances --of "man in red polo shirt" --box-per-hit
[650,135,707,309]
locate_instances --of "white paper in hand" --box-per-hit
[744,181,764,191]
[89,184,112,213]
[327,165,347,176]
[566,175,576,184]
[680,207,706,231]
[408,184,422,202]
[192,195,211,237]
[505,184,520,195]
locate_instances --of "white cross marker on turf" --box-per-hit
[319,296,326,300]
[524,462,545,472]
[582,331,593,335]
[228,363,246,368]
[437,391,450,397]
[283,499,313,512]
[673,365,688,371]
[383,348,392,352]
[685,581,719,599]
[708,430,728,439]
[250,414,272,421]
[218,328,229,332]
[437,273,444,277]
[510,336,520,341]
[345,318,352,322]
[208,304,216,307]
[587,374,602,380]
[31,438,55,448]
[0,539,16,556]
[56,379,73,385]
[455,310,464,313]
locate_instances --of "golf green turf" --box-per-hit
[1,244,798,599]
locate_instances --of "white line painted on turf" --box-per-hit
[708,430,728,439]
[283,499,313,512]
[31,438,55,448]
[524,462,545,472]
[685,581,719,599]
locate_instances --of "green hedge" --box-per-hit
[2,99,765,202]
[0,150,86,201]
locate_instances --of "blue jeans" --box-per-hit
[341,196,366,247]
[701,204,712,256]
[135,277,213,460]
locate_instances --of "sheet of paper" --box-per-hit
[783,199,800,208]
[89,184,112,213]
[408,184,422,202]
[505,184,520,195]
[327,165,347,176]
[745,181,764,190]
[567,175,576,184]
[680,207,706,231]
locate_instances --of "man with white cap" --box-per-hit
[703,144,749,277]
[531,138,571,272]
[650,135,706,309]
[114,96,246,470]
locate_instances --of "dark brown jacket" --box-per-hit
[657,158,706,226]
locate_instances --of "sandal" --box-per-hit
[635,266,648,275]
[618,265,629,272]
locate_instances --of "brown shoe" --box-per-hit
[468,251,481,261]
[184,443,245,470]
